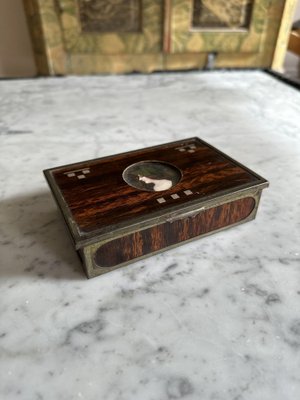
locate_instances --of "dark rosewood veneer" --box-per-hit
[44,137,268,278]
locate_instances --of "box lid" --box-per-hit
[44,137,268,249]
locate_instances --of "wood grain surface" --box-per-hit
[24,0,287,74]
[94,196,255,268]
[49,138,261,236]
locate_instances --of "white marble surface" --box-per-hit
[0,71,300,400]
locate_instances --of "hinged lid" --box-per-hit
[44,137,268,249]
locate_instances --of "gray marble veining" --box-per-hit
[0,71,300,400]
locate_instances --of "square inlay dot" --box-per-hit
[171,194,180,199]
[157,197,166,203]
[77,175,86,179]
[184,190,193,195]
[188,149,195,153]
[82,169,90,174]
[67,172,75,177]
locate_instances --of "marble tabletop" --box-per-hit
[0,71,299,400]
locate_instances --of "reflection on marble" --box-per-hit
[0,71,300,400]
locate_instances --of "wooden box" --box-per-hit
[44,138,268,278]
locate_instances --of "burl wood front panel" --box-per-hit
[79,0,142,33]
[93,197,255,269]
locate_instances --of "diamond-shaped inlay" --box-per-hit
[171,194,180,199]
[157,197,166,204]
[64,168,91,180]
[184,190,193,196]
[176,143,198,153]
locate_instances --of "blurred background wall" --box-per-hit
[0,1,36,77]
[0,0,299,78]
